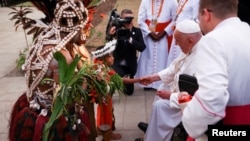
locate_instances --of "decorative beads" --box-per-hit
[24,0,90,109]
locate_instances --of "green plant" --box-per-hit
[42,51,124,141]
[86,27,105,46]
[9,5,33,70]
[9,6,33,48]
[15,47,28,70]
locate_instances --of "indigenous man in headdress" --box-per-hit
[8,0,96,140]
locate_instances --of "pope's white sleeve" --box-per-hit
[181,37,229,138]
[158,53,186,83]
[169,92,180,109]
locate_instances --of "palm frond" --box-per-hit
[87,0,103,8]
[14,19,21,26]
[30,0,57,23]
[27,27,38,35]
[8,11,18,15]
[15,24,22,31]
[10,7,17,11]
[9,15,18,20]
[23,10,33,15]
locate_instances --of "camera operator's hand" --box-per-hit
[156,30,167,40]
[149,32,159,41]
[109,26,117,35]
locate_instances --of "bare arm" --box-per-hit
[139,74,161,85]
[123,77,140,84]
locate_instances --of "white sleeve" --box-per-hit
[182,37,229,138]
[169,92,180,109]
[165,21,175,37]
[192,0,199,21]
[137,0,151,36]
[165,0,178,36]
[158,53,186,84]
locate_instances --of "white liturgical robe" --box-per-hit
[182,17,250,140]
[135,0,178,89]
[145,36,206,141]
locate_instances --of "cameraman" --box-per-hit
[108,9,146,95]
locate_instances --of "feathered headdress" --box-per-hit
[21,0,102,38]
[91,39,117,58]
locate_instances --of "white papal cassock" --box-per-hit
[166,0,200,67]
[135,0,177,89]
[145,34,207,141]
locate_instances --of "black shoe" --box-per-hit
[135,137,144,141]
[138,122,148,133]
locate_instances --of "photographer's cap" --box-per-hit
[176,20,200,33]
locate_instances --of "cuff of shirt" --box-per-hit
[169,92,180,109]
[128,37,133,44]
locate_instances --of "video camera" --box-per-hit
[106,9,133,41]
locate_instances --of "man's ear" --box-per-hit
[203,9,212,22]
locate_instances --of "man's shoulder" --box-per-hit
[132,26,143,32]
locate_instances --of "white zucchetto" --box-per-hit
[176,20,201,33]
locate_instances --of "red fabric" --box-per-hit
[8,93,31,141]
[12,107,38,141]
[186,136,195,141]
[78,111,90,141]
[9,92,90,141]
[145,19,173,52]
[33,115,49,141]
[96,96,113,129]
[48,113,89,141]
[223,104,250,125]
[53,116,74,141]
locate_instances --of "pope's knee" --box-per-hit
[153,99,170,110]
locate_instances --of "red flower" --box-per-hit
[88,91,97,103]
[108,70,116,76]
[94,59,103,65]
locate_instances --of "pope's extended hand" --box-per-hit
[139,75,153,85]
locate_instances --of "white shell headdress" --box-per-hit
[91,39,117,58]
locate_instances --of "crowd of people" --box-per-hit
[7,0,250,141]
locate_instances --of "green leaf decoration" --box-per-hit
[87,0,103,8]
[42,94,64,141]
[110,73,125,96]
[53,51,68,83]
[53,52,81,83]
[42,51,125,140]
[43,52,82,141]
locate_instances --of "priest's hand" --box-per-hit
[156,30,167,39]
[149,32,159,41]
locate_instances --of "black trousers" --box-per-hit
[113,65,135,95]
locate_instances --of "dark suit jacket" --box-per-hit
[112,26,146,76]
